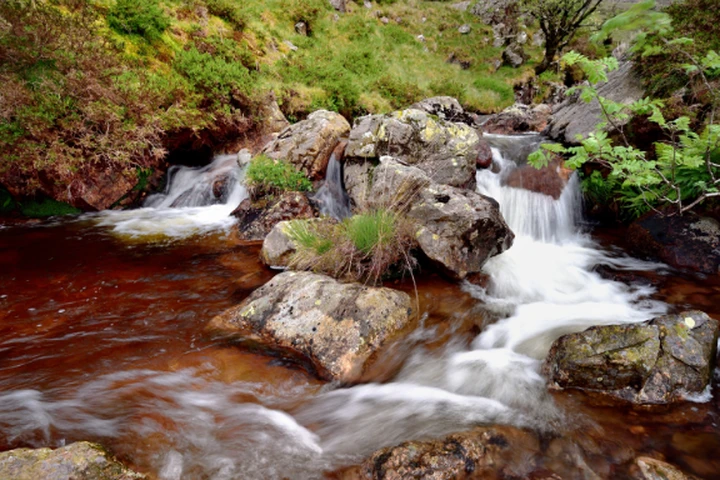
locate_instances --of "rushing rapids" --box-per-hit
[1,137,719,479]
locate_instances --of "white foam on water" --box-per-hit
[89,154,247,240]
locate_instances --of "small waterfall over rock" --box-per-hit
[91,154,247,239]
[312,154,351,219]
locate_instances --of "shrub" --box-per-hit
[205,0,247,29]
[174,45,254,102]
[107,0,170,41]
[245,155,312,199]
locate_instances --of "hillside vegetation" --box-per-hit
[0,0,538,212]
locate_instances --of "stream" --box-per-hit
[1,136,719,479]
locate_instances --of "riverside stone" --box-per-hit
[260,220,298,267]
[545,311,719,404]
[370,158,514,279]
[0,442,147,480]
[233,192,316,241]
[345,109,481,189]
[344,425,540,480]
[504,155,571,199]
[261,110,350,180]
[206,271,414,383]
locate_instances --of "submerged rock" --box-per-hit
[206,271,414,383]
[343,425,540,480]
[233,192,316,241]
[261,110,350,180]
[371,158,514,279]
[0,441,146,480]
[627,211,720,275]
[545,311,719,404]
[345,108,481,190]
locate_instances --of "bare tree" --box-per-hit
[522,0,605,74]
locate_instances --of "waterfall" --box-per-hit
[90,154,248,239]
[293,134,668,465]
[312,154,351,219]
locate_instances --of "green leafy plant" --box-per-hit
[245,155,312,200]
[107,0,170,41]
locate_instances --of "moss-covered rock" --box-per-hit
[0,442,146,480]
[545,310,719,404]
[206,271,415,382]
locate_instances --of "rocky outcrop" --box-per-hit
[545,311,719,404]
[233,192,316,241]
[370,157,514,279]
[409,96,479,126]
[0,442,146,480]
[627,211,720,275]
[482,103,552,135]
[502,42,526,68]
[470,0,518,26]
[504,156,571,199]
[547,61,644,144]
[345,109,481,190]
[630,456,700,480]
[343,425,540,480]
[261,110,350,180]
[206,271,415,383]
[260,220,298,267]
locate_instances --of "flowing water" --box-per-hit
[312,154,351,220]
[1,140,719,479]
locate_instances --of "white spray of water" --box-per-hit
[312,154,351,219]
[90,154,247,239]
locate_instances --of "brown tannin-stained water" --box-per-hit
[1,145,719,479]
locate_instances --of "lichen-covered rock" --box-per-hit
[342,158,375,210]
[260,220,297,267]
[261,110,350,180]
[409,96,479,126]
[627,211,720,275]
[206,271,414,382]
[370,158,514,279]
[547,61,644,144]
[502,42,526,68]
[233,192,316,241]
[545,311,719,404]
[0,442,146,480]
[344,425,540,480]
[345,109,481,189]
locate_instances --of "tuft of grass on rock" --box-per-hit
[245,154,312,200]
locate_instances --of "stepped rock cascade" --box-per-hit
[3,137,717,479]
[91,154,247,239]
[312,153,351,219]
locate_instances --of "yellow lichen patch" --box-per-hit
[684,316,696,328]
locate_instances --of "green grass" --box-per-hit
[343,210,396,255]
[245,154,312,199]
[19,198,81,218]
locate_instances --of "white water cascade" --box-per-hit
[91,154,247,239]
[312,153,351,219]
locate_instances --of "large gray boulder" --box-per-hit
[261,110,350,180]
[345,109,481,190]
[370,157,514,279]
[206,271,415,383]
[0,442,146,480]
[547,61,645,144]
[545,311,719,404]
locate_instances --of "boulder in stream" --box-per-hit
[504,155,572,199]
[342,425,540,480]
[627,211,720,275]
[370,158,514,279]
[206,271,415,383]
[0,441,147,480]
[545,310,719,404]
[482,103,552,135]
[233,191,317,241]
[261,110,350,180]
[345,108,481,190]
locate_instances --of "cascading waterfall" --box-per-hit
[91,154,247,239]
[312,153,351,219]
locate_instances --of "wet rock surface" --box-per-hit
[630,456,700,480]
[545,311,719,404]
[547,61,644,144]
[345,109,481,190]
[233,191,316,241]
[370,158,514,279]
[0,441,147,480]
[343,425,540,480]
[626,211,720,275]
[206,271,414,382]
[261,109,350,180]
[504,156,571,199]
